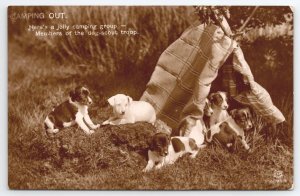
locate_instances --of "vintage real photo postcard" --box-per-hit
[8,6,293,190]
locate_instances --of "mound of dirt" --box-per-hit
[28,122,156,175]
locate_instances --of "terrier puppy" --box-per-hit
[206,108,253,151]
[176,118,206,148]
[206,122,241,151]
[44,86,99,135]
[143,133,199,172]
[230,107,253,131]
[102,94,156,125]
[209,91,230,127]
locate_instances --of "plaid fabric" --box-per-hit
[140,22,285,130]
[222,62,285,124]
[140,22,235,129]
[221,60,238,97]
[230,46,285,124]
[233,82,285,124]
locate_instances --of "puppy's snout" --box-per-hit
[163,151,168,156]
[223,105,228,110]
[121,111,125,115]
[88,97,93,105]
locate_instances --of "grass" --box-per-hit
[8,6,293,190]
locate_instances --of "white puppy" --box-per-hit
[102,94,156,125]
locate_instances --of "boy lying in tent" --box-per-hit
[140,6,286,138]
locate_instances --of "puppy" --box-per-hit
[177,118,205,148]
[206,122,242,151]
[143,133,199,172]
[209,91,230,127]
[203,98,213,131]
[175,98,213,146]
[102,94,156,125]
[230,107,253,131]
[206,108,253,151]
[44,86,100,135]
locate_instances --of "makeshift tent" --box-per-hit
[140,20,285,131]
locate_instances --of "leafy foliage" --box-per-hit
[194,6,292,32]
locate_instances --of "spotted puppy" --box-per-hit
[206,107,253,151]
[176,118,206,148]
[102,94,156,125]
[206,122,242,151]
[209,91,230,127]
[143,133,199,172]
[175,98,213,145]
[44,86,100,135]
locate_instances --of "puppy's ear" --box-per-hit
[245,107,252,115]
[166,134,171,144]
[230,109,238,118]
[69,89,76,102]
[82,87,90,95]
[147,136,155,151]
[208,93,216,101]
[127,96,133,105]
[107,96,115,106]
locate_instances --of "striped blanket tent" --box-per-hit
[140,21,285,131]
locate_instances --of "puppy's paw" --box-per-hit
[86,130,95,135]
[47,128,59,134]
[91,124,100,129]
[143,167,151,172]
[247,148,253,154]
[189,152,198,159]
[102,120,110,125]
[244,144,250,151]
[198,144,207,149]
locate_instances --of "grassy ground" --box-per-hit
[8,6,293,190]
[8,42,293,190]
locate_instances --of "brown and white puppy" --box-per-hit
[206,122,241,151]
[44,86,100,135]
[209,91,230,127]
[175,98,213,144]
[230,107,253,131]
[143,133,199,172]
[176,118,206,148]
[206,108,253,151]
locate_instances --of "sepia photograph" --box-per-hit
[8,6,293,190]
